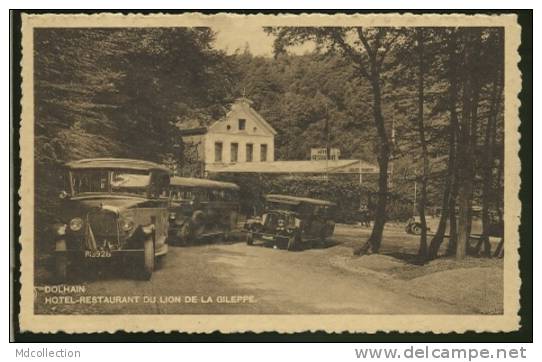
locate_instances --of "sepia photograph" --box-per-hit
[16,12,523,334]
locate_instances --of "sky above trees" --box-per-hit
[212,24,315,56]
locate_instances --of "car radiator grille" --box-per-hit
[85,210,119,250]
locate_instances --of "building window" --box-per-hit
[231,143,238,162]
[246,144,253,162]
[214,142,223,162]
[260,144,268,162]
[238,118,246,130]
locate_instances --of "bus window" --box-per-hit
[182,190,195,200]
[210,189,225,201]
[149,172,170,199]
[197,190,209,202]
[170,190,181,201]
[224,190,235,201]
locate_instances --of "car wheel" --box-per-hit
[141,238,155,280]
[287,235,299,251]
[229,211,238,230]
[317,234,326,249]
[55,255,68,283]
[178,223,191,245]
[411,223,422,235]
[246,232,254,245]
[191,211,206,241]
[55,239,68,282]
[156,254,166,269]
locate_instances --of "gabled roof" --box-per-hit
[241,100,277,136]
[178,98,277,137]
[65,158,171,173]
[206,159,378,174]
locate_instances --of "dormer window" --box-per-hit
[238,119,246,130]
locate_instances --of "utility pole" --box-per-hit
[413,180,417,215]
[359,160,363,186]
[325,102,330,182]
[389,117,396,189]
[413,168,418,216]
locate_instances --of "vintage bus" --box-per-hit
[168,177,240,244]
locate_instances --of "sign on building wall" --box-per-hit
[310,148,340,161]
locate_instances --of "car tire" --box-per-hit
[246,232,254,245]
[178,223,191,245]
[191,211,206,240]
[229,211,238,230]
[156,254,166,269]
[55,239,68,282]
[317,234,326,249]
[411,223,422,235]
[141,237,155,280]
[221,232,229,243]
[287,235,299,251]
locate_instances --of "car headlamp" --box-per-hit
[142,224,155,235]
[55,223,67,236]
[69,218,83,231]
[120,218,134,232]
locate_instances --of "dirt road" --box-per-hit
[34,225,473,315]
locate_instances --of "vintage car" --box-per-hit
[52,158,171,281]
[246,194,336,250]
[168,177,240,244]
[405,206,503,237]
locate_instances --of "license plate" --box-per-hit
[84,250,112,258]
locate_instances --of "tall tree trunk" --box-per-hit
[479,30,504,257]
[446,164,459,256]
[367,74,390,253]
[428,30,459,258]
[456,28,482,259]
[416,29,429,258]
[493,127,505,258]
[354,72,389,255]
[344,28,396,256]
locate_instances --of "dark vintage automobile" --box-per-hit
[52,158,171,281]
[405,206,503,238]
[168,177,240,244]
[245,194,336,251]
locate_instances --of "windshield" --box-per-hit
[71,169,150,196]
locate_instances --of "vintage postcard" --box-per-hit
[17,12,522,333]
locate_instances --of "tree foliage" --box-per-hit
[34,28,237,233]
[34,26,505,259]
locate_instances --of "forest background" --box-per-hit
[34,26,504,258]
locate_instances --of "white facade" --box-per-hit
[179,98,276,173]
